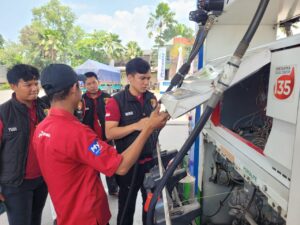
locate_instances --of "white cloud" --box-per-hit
[168,0,196,27]
[77,5,154,49]
[77,0,196,50]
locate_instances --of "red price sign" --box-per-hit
[274,67,295,100]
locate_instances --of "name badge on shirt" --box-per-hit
[125,111,134,116]
[8,127,18,132]
[88,140,102,156]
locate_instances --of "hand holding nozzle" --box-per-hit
[148,104,170,130]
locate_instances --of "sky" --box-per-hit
[0,0,196,49]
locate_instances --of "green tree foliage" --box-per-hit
[72,31,125,67]
[146,2,177,46]
[163,23,194,41]
[102,32,124,66]
[0,34,4,49]
[0,41,24,67]
[147,3,194,46]
[19,0,84,68]
[71,30,109,66]
[125,41,143,59]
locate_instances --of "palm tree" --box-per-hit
[102,33,124,66]
[39,29,63,61]
[146,2,177,46]
[125,41,143,59]
[164,23,194,41]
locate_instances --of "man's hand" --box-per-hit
[135,117,150,131]
[148,105,169,130]
[0,193,5,202]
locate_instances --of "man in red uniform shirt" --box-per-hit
[81,72,118,196]
[33,64,169,225]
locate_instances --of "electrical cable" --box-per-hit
[203,185,235,218]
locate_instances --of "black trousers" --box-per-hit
[106,175,118,194]
[116,162,151,225]
[1,177,48,225]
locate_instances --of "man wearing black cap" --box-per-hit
[33,63,169,225]
[0,64,49,225]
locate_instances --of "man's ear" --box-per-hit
[70,83,78,93]
[9,83,17,91]
[127,74,134,82]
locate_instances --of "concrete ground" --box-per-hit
[0,89,189,225]
[0,175,141,225]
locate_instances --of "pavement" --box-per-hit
[0,89,189,225]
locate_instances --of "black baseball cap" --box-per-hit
[41,64,78,95]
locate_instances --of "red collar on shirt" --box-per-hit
[49,108,78,121]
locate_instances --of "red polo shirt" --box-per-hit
[105,94,144,122]
[33,108,122,225]
[86,90,103,140]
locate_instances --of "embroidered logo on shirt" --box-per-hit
[105,113,111,117]
[104,97,110,104]
[38,131,51,138]
[8,127,17,132]
[125,111,134,116]
[88,140,101,156]
[150,98,157,108]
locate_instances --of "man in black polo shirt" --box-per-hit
[105,58,158,225]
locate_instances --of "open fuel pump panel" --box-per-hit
[144,0,300,225]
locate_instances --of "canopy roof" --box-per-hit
[75,59,121,83]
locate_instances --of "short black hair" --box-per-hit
[7,64,40,84]
[47,83,78,103]
[126,57,150,76]
[84,72,98,81]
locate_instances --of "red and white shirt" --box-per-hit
[33,108,122,225]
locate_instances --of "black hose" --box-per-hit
[146,106,214,225]
[234,0,270,58]
[166,16,214,92]
[119,163,139,225]
[146,1,270,224]
[187,26,206,64]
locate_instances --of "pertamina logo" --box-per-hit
[274,66,295,100]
